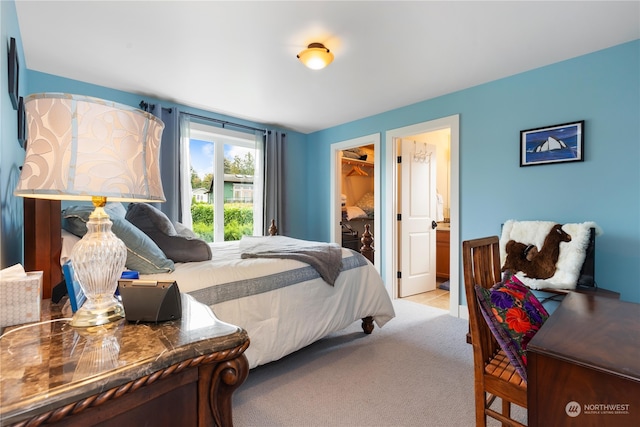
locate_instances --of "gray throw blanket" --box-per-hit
[239,236,343,286]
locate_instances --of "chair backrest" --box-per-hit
[462,236,503,366]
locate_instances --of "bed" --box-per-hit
[142,237,394,368]
[32,201,395,369]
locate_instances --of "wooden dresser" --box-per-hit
[0,294,249,426]
[527,292,640,427]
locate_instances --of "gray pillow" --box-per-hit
[175,222,198,238]
[62,203,175,274]
[126,203,212,263]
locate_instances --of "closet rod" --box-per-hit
[183,112,267,134]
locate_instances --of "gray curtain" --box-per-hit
[143,102,181,223]
[263,131,285,235]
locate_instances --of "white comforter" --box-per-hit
[142,238,395,368]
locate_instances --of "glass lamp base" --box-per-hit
[70,201,128,328]
[70,300,125,327]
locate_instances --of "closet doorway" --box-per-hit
[385,115,460,317]
[330,134,381,269]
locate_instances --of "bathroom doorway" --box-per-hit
[385,115,460,317]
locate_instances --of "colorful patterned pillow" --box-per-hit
[474,273,549,382]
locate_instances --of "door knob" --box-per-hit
[432,220,437,229]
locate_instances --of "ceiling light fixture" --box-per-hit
[297,42,334,70]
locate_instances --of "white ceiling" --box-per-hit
[15,1,640,134]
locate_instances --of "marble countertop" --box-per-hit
[0,294,248,425]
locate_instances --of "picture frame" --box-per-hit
[8,37,19,110]
[18,96,26,148]
[520,120,584,167]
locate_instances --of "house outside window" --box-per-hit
[192,187,208,203]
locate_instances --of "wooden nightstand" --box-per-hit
[0,294,249,426]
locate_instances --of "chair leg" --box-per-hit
[502,399,511,427]
[476,390,488,427]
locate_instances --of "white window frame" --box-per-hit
[187,121,263,242]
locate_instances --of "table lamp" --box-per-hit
[14,93,165,327]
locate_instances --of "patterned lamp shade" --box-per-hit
[14,93,165,203]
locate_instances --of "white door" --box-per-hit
[399,139,437,297]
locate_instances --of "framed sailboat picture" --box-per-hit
[520,120,584,167]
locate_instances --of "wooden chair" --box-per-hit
[462,236,527,427]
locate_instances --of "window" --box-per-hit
[232,183,253,202]
[184,120,263,242]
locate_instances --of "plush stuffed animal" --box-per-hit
[502,223,572,279]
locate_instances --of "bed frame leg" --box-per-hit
[361,316,374,334]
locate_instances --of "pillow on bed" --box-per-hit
[60,229,81,265]
[62,203,175,274]
[474,273,549,382]
[356,192,375,216]
[125,203,212,263]
[174,221,198,238]
[345,206,368,221]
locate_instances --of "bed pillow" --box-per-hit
[61,203,175,274]
[474,273,549,382]
[356,192,375,216]
[60,229,81,265]
[125,203,212,263]
[345,206,368,221]
[174,221,198,238]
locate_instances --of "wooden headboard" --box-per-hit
[24,198,62,299]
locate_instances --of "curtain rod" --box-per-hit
[139,101,268,135]
[183,112,267,135]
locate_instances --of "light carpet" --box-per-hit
[233,299,527,426]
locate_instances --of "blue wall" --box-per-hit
[1,0,27,268]
[1,0,638,303]
[306,40,640,303]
